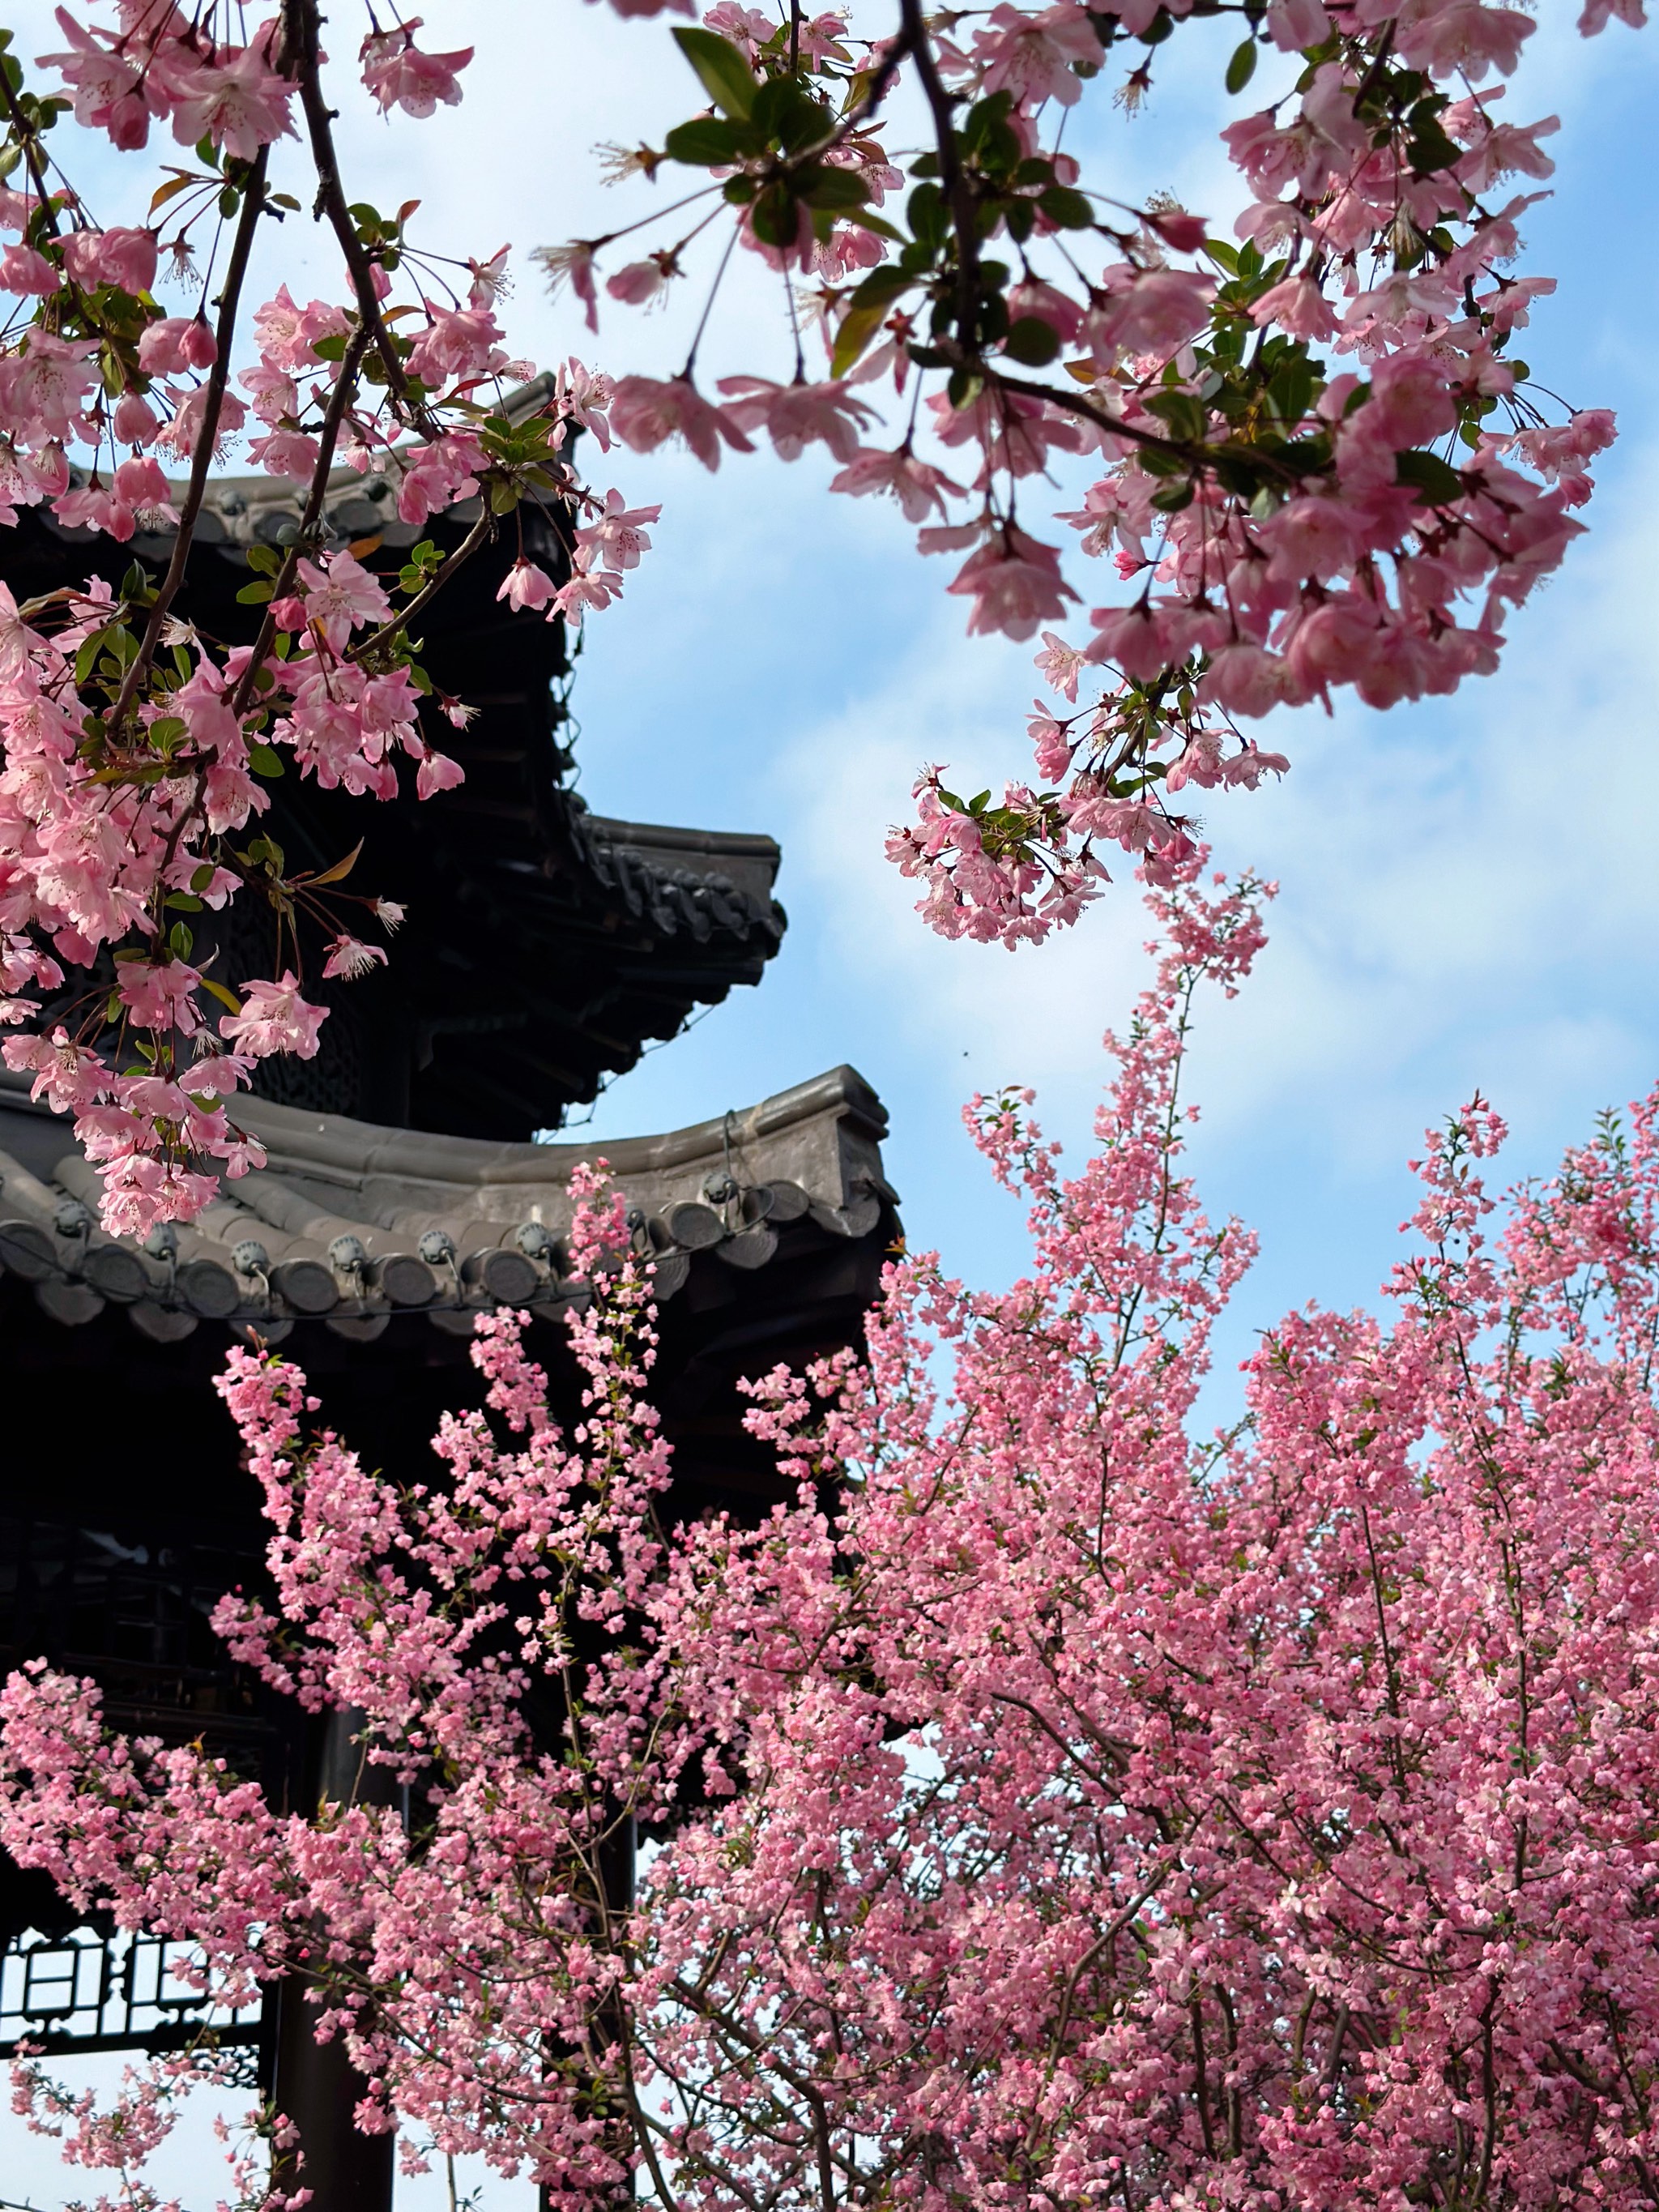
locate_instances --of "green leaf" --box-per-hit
[753,75,832,152]
[1225,37,1258,93]
[1395,448,1466,504]
[247,741,285,777]
[748,181,800,247]
[672,27,758,118]
[796,166,868,211]
[830,267,912,378]
[1150,480,1196,511]
[164,891,203,912]
[663,115,745,165]
[245,542,283,576]
[1003,315,1061,368]
[1038,185,1095,229]
[236,579,275,604]
[907,181,948,250]
[842,207,905,244]
[1145,390,1208,442]
[963,92,1016,151]
[75,625,117,687]
[201,977,242,1016]
[1406,122,1462,177]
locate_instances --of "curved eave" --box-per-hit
[0,1065,896,1343]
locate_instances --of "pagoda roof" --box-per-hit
[0,1061,895,1341]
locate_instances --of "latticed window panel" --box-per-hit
[0,1924,263,2063]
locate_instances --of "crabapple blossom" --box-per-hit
[0,0,1644,1238]
[358,19,473,117]
[12,860,1659,2212]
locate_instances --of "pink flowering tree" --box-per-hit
[7,852,1659,2209]
[0,0,1645,1235]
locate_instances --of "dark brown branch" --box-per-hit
[351,506,495,664]
[898,0,979,346]
[0,65,62,236]
[109,145,271,734]
[228,318,376,719]
[285,0,434,429]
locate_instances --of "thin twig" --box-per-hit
[109,146,271,732]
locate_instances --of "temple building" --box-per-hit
[0,392,896,2205]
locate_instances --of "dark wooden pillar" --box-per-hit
[269,1706,397,2212]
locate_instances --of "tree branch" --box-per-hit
[109,145,271,734]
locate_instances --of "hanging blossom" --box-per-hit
[0,2,659,1235]
[11,854,1659,2211]
[548,0,1641,943]
[0,0,1648,1232]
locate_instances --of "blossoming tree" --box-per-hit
[6,850,1659,2211]
[0,0,1644,1236]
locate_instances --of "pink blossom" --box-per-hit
[970,2,1102,107]
[1249,274,1338,341]
[829,444,964,522]
[113,389,161,444]
[718,376,876,464]
[167,39,296,160]
[248,425,322,482]
[61,224,158,294]
[1143,205,1210,254]
[1006,278,1083,343]
[497,559,559,613]
[292,550,393,652]
[537,242,600,334]
[576,488,661,570]
[610,376,754,471]
[218,972,327,1059]
[0,243,58,294]
[1265,0,1329,47]
[392,433,484,526]
[360,19,474,117]
[138,314,216,375]
[406,303,506,388]
[607,259,667,306]
[251,284,349,371]
[416,748,465,799]
[1081,267,1213,364]
[6,331,100,440]
[36,8,154,148]
[322,935,389,981]
[947,527,1080,641]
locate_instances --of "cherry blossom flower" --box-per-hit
[322,935,389,981]
[360,20,474,117]
[292,551,393,653]
[829,443,964,521]
[536,241,600,333]
[497,559,559,613]
[218,973,327,1060]
[576,488,661,570]
[947,526,1080,640]
[610,375,754,469]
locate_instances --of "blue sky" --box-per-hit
[3,2,1657,2200]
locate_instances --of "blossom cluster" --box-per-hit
[0,4,651,1233]
[0,0,1648,1204]
[557,0,1638,941]
[8,855,1659,2211]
